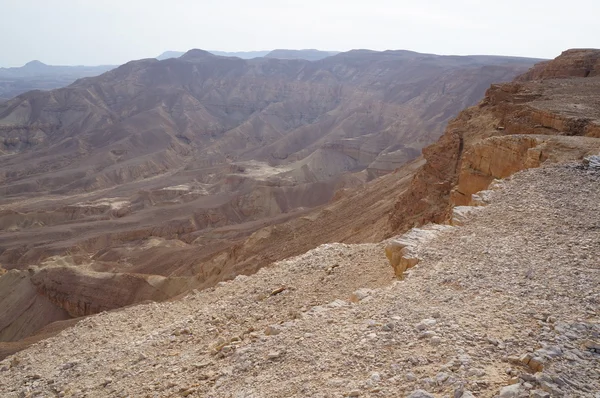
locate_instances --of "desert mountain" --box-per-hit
[264,49,340,60]
[0,61,115,101]
[0,49,540,264]
[0,49,543,347]
[156,50,271,60]
[1,49,599,397]
[156,49,337,61]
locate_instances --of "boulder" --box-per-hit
[498,383,523,398]
[407,390,435,398]
[385,225,452,279]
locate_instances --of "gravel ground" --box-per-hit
[0,161,599,398]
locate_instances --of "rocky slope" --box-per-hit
[1,160,599,397]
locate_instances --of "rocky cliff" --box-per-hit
[0,262,195,345]
[389,49,600,231]
[517,48,600,80]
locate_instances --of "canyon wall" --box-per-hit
[390,49,600,231]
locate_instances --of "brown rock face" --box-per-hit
[0,270,70,342]
[28,267,194,317]
[390,49,600,232]
[388,126,463,232]
[453,135,600,205]
[0,263,194,345]
[517,49,600,80]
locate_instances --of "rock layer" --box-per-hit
[517,48,600,80]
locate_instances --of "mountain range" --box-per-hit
[156,49,340,61]
[0,49,341,102]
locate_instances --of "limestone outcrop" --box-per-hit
[453,135,600,205]
[384,224,451,279]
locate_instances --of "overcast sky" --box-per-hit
[1,0,598,67]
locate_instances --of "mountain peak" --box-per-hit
[179,49,216,62]
[156,51,184,60]
[23,60,47,68]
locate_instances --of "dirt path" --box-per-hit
[1,161,599,397]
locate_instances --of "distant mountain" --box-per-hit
[265,49,340,60]
[156,49,339,61]
[210,50,270,59]
[0,61,115,100]
[0,60,115,78]
[156,50,270,60]
[155,51,185,60]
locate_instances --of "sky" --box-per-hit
[1,0,599,67]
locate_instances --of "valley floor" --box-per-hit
[1,161,599,397]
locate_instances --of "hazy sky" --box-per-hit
[1,0,598,67]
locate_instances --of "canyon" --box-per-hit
[0,49,542,348]
[0,49,599,397]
